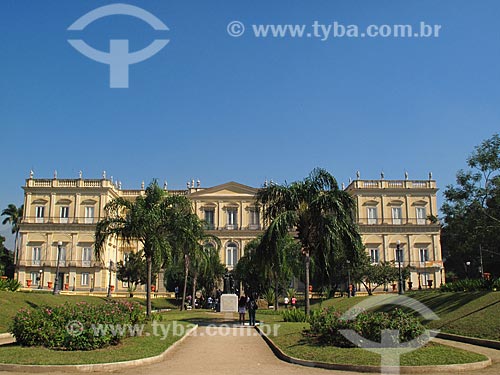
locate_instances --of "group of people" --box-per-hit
[283,296,298,309]
[237,295,258,325]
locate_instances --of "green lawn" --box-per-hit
[266,321,488,366]
[308,291,500,341]
[0,291,179,333]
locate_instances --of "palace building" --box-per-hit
[16,173,444,293]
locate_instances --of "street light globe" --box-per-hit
[57,241,63,246]
[466,261,471,266]
[397,240,401,245]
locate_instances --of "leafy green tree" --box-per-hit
[1,204,23,267]
[257,168,363,315]
[442,134,500,278]
[116,251,147,296]
[95,181,189,316]
[0,236,15,278]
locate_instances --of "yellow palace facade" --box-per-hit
[16,173,444,293]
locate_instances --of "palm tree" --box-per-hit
[256,168,362,315]
[95,181,190,316]
[1,204,24,267]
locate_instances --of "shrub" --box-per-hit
[282,308,307,322]
[10,300,145,351]
[440,278,500,292]
[0,278,21,291]
[306,307,425,348]
[263,288,276,307]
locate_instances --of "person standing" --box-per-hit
[247,295,258,326]
[291,296,297,308]
[284,296,289,309]
[238,295,247,324]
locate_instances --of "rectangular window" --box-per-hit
[204,209,215,229]
[58,246,66,266]
[227,209,238,229]
[367,207,378,225]
[370,248,380,264]
[419,248,429,263]
[226,245,238,266]
[82,247,92,267]
[395,247,404,263]
[30,272,40,286]
[84,206,94,224]
[32,247,41,266]
[249,208,260,229]
[392,207,402,225]
[81,273,89,286]
[35,206,45,223]
[416,207,426,225]
[60,206,69,223]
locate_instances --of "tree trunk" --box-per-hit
[181,253,189,311]
[274,277,279,311]
[191,272,198,309]
[305,249,310,316]
[146,255,152,317]
[13,232,19,280]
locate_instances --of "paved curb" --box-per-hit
[0,324,198,373]
[255,326,492,373]
[0,333,13,340]
[434,331,500,350]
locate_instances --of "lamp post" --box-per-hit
[465,261,471,279]
[107,260,114,298]
[38,269,43,289]
[346,260,351,298]
[397,240,404,295]
[53,241,62,295]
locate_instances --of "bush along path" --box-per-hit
[10,300,145,351]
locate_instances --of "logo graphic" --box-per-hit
[68,3,169,88]
[339,295,439,374]
[66,320,84,337]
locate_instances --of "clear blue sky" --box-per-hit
[1,0,499,246]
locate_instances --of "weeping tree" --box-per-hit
[189,242,224,308]
[95,181,190,316]
[167,210,220,311]
[256,168,362,315]
[234,238,269,297]
[256,233,300,310]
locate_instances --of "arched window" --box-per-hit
[226,242,238,266]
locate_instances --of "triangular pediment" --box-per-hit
[190,181,258,198]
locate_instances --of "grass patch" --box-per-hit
[309,291,500,341]
[267,322,488,366]
[407,291,500,341]
[0,291,178,333]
